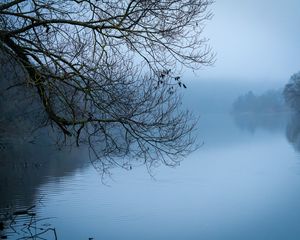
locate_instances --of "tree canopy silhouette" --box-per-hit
[0,0,213,170]
[284,72,300,112]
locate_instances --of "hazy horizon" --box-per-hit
[1,1,300,239]
[184,0,300,84]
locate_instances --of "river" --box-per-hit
[1,113,300,240]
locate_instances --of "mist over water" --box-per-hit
[1,0,300,238]
[182,79,285,114]
[2,79,300,239]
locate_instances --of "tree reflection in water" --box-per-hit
[286,112,300,152]
[232,112,287,134]
[0,205,57,240]
[0,137,88,239]
[232,111,300,154]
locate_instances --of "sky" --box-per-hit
[187,0,300,85]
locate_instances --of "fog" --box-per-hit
[196,0,300,82]
[2,0,300,239]
[182,79,285,114]
[181,0,300,114]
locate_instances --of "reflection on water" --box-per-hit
[286,112,300,152]
[233,111,300,153]
[0,142,88,209]
[2,113,300,239]
[1,205,58,240]
[232,112,287,133]
[0,141,89,239]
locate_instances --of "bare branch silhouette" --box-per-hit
[0,0,213,170]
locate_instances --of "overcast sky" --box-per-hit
[188,0,300,85]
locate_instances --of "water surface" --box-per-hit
[1,113,300,240]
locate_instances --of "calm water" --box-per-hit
[1,113,300,240]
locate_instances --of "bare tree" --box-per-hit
[0,0,214,171]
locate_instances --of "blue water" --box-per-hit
[2,113,300,240]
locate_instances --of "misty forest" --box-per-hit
[1,1,300,239]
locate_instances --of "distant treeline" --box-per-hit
[283,72,300,112]
[232,89,287,114]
